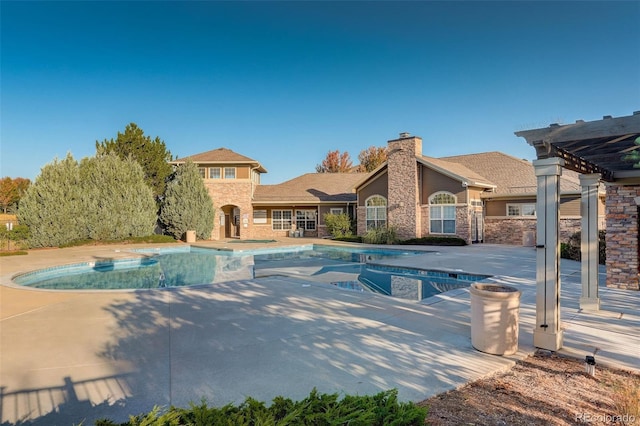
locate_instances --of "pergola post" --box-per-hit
[533,158,564,351]
[579,173,601,311]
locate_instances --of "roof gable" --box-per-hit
[173,147,267,172]
[441,151,581,195]
[254,173,369,203]
[418,156,496,189]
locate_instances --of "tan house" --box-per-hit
[172,135,602,245]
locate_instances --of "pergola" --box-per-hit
[515,112,640,351]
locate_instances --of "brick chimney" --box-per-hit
[387,133,422,239]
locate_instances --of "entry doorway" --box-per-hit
[219,205,241,239]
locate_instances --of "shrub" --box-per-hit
[18,152,157,247]
[560,230,606,264]
[96,389,427,425]
[363,226,398,245]
[0,250,27,257]
[18,154,84,247]
[79,153,157,241]
[323,212,353,238]
[334,235,363,243]
[159,161,215,240]
[400,236,467,246]
[0,224,30,251]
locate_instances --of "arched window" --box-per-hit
[429,192,456,234]
[366,195,387,230]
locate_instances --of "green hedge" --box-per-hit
[399,236,467,246]
[96,389,427,426]
[560,230,606,265]
[333,235,467,246]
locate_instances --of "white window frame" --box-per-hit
[253,210,267,224]
[365,195,387,231]
[429,191,457,234]
[208,167,221,179]
[296,210,317,230]
[224,167,236,179]
[272,210,292,230]
[197,167,206,179]
[330,208,344,215]
[507,203,536,217]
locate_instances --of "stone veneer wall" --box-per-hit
[605,184,640,290]
[455,205,471,244]
[386,136,421,240]
[357,206,366,237]
[205,182,254,240]
[418,205,472,244]
[483,218,585,246]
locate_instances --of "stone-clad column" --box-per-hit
[386,134,422,240]
[533,158,564,351]
[579,173,601,311]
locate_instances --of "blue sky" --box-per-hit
[2,1,639,184]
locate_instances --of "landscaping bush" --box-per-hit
[59,234,176,248]
[18,153,157,247]
[363,226,398,245]
[400,236,467,246]
[334,235,363,243]
[160,161,215,240]
[0,224,30,251]
[323,212,353,238]
[560,230,606,265]
[96,388,427,426]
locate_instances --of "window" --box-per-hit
[208,167,221,179]
[197,167,206,179]
[429,192,456,234]
[253,210,267,224]
[272,210,292,230]
[507,203,536,217]
[224,167,236,179]
[296,210,317,230]
[330,208,343,215]
[366,195,387,230]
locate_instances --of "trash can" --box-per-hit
[470,283,521,356]
[186,230,196,243]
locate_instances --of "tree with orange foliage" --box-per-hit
[357,146,388,172]
[0,177,30,213]
[315,150,354,173]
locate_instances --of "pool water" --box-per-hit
[13,245,489,300]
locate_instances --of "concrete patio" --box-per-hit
[1,240,638,425]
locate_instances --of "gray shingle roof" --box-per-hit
[253,173,369,203]
[173,147,267,172]
[419,156,496,188]
[440,151,581,195]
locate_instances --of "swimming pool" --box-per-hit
[12,244,489,300]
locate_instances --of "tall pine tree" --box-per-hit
[160,161,215,240]
[96,123,173,200]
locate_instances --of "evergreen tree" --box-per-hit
[18,152,157,247]
[160,161,215,240]
[18,154,83,247]
[96,123,173,199]
[79,151,157,240]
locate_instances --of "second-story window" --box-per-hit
[224,167,236,179]
[209,167,221,179]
